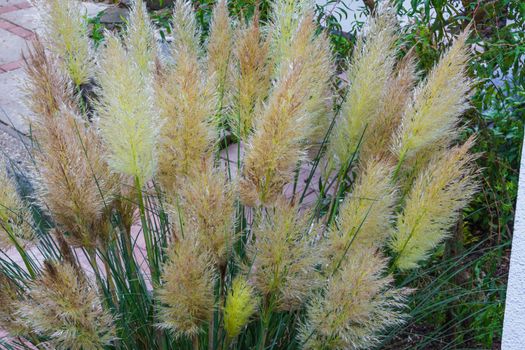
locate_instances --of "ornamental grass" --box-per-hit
[0,0,477,349]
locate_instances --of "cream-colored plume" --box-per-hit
[328,2,398,169]
[246,200,321,311]
[326,160,397,266]
[390,138,479,270]
[96,35,160,184]
[126,0,157,75]
[33,0,93,86]
[300,250,407,349]
[393,30,471,165]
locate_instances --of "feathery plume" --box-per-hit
[207,0,234,116]
[326,160,397,265]
[300,250,407,349]
[173,161,236,268]
[223,276,258,339]
[33,106,116,248]
[126,0,157,75]
[269,0,312,66]
[270,0,334,146]
[0,163,34,249]
[96,35,160,184]
[23,36,74,126]
[33,0,93,86]
[158,236,216,338]
[231,17,271,139]
[239,61,312,207]
[0,274,28,336]
[246,200,320,311]
[328,3,398,168]
[390,138,479,270]
[156,42,216,192]
[393,30,471,164]
[286,12,335,148]
[171,0,201,57]
[360,54,417,163]
[15,261,116,350]
[23,39,116,248]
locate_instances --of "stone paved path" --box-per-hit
[0,0,107,134]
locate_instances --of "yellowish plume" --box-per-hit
[33,0,93,86]
[328,2,398,169]
[0,163,34,250]
[269,0,312,66]
[0,273,28,336]
[223,277,258,339]
[96,35,160,184]
[393,30,471,164]
[326,160,397,266]
[390,138,479,270]
[126,0,157,75]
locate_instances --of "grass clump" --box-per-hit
[0,0,480,349]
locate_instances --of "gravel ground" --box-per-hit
[0,124,30,168]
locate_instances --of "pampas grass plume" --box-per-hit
[33,0,93,86]
[328,2,398,168]
[174,161,236,268]
[394,29,471,163]
[15,261,116,350]
[97,35,160,184]
[207,0,234,115]
[223,277,258,339]
[247,200,320,311]
[231,17,271,139]
[390,137,479,269]
[301,251,407,349]
[126,0,157,75]
[158,236,216,338]
[0,163,33,249]
[327,160,397,265]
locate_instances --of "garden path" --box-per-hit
[0,0,107,134]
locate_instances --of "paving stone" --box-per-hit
[0,68,29,134]
[100,5,129,27]
[0,27,28,65]
[0,6,38,31]
[0,0,26,7]
[81,1,110,18]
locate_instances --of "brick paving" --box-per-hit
[0,0,33,133]
[0,0,108,134]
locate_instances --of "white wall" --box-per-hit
[502,133,525,349]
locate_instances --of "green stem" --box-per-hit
[134,176,160,286]
[392,151,407,182]
[5,224,35,278]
